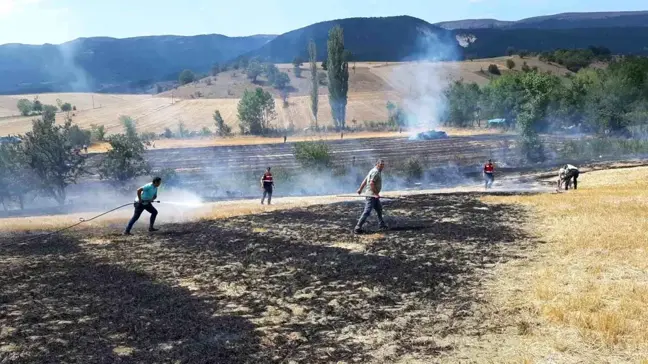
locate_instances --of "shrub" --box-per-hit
[488,64,501,75]
[293,141,332,169]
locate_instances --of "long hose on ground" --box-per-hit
[16,201,159,243]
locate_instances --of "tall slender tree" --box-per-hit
[308,39,319,129]
[327,26,349,131]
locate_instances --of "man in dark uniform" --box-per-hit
[261,167,274,205]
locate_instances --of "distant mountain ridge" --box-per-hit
[237,16,460,63]
[436,10,648,29]
[1,10,648,95]
[0,34,275,94]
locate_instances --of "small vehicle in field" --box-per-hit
[410,130,449,141]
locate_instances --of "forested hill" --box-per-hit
[459,27,648,59]
[0,34,275,94]
[236,16,460,63]
[437,11,648,29]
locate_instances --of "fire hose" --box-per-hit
[17,201,160,243]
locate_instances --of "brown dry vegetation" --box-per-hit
[461,167,648,362]
[0,57,567,137]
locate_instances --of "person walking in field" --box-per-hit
[124,177,162,235]
[483,159,495,189]
[261,167,274,205]
[354,159,388,234]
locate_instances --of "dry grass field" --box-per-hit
[457,167,648,362]
[0,57,567,138]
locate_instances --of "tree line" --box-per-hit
[443,56,648,161]
[0,112,158,211]
[236,25,350,135]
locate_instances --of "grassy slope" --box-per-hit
[0,57,569,137]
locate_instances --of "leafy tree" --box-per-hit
[21,114,85,205]
[98,133,150,189]
[177,121,189,138]
[444,81,481,127]
[506,59,515,70]
[32,99,43,113]
[90,124,106,142]
[164,128,174,138]
[293,141,332,169]
[293,57,303,78]
[246,59,263,83]
[120,116,138,140]
[0,143,35,210]
[327,25,350,130]
[273,72,290,89]
[519,49,530,58]
[309,39,319,128]
[237,88,276,135]
[61,103,72,112]
[179,69,196,85]
[521,61,531,73]
[506,47,516,56]
[200,127,212,136]
[213,110,231,136]
[488,64,501,75]
[17,99,33,116]
[263,63,279,84]
[68,125,91,147]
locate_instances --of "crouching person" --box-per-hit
[124,177,162,235]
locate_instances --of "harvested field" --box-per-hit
[449,166,648,362]
[0,193,536,363]
[0,57,570,137]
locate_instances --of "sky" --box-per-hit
[0,0,646,45]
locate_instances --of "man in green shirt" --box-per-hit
[124,177,162,235]
[354,159,387,234]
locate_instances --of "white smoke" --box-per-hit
[385,27,462,133]
[57,40,93,91]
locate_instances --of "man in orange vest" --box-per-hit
[483,159,495,189]
[260,167,274,205]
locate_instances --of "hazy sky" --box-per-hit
[0,0,646,45]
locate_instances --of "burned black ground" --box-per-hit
[0,193,536,363]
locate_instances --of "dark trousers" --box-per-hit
[125,202,158,232]
[565,171,579,190]
[262,186,273,204]
[484,173,494,189]
[356,197,385,229]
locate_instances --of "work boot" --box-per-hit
[123,231,132,236]
[149,227,159,232]
[354,227,364,234]
[379,224,389,231]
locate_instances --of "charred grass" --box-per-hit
[0,193,535,363]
